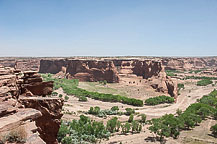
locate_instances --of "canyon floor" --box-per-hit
[52,72,217,144]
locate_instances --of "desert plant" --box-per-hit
[140,114,146,123]
[79,96,87,102]
[64,95,69,101]
[128,114,134,123]
[125,108,135,116]
[197,79,213,86]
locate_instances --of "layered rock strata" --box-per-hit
[0,66,63,144]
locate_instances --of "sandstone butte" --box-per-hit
[0,65,63,144]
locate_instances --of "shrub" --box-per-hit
[59,94,63,98]
[79,96,87,102]
[125,108,135,116]
[128,114,134,123]
[88,106,101,115]
[121,122,131,134]
[197,79,213,86]
[111,106,119,111]
[52,92,58,96]
[211,124,217,137]
[58,115,110,143]
[132,121,142,133]
[64,95,69,101]
[140,114,146,123]
[145,95,174,105]
[106,117,120,133]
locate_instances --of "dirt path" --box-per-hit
[137,84,217,118]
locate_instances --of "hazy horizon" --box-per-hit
[0,0,217,57]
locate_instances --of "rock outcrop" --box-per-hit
[0,66,63,144]
[113,59,178,97]
[39,59,120,83]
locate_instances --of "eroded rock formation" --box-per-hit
[39,59,120,83]
[39,59,178,97]
[0,66,63,144]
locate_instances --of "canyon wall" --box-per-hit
[39,59,120,83]
[162,57,217,70]
[39,59,178,97]
[0,66,63,144]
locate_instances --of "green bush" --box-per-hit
[58,94,63,98]
[211,124,217,137]
[145,95,174,105]
[79,96,87,102]
[52,92,58,96]
[57,115,110,143]
[128,114,134,123]
[197,79,213,86]
[88,106,101,115]
[121,122,131,134]
[125,108,135,116]
[132,121,142,133]
[140,114,146,123]
[64,95,69,101]
[111,106,119,111]
[106,117,120,133]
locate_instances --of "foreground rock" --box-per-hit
[0,66,63,144]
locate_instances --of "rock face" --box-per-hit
[112,59,178,97]
[0,66,63,144]
[20,71,54,96]
[40,58,178,97]
[0,58,40,71]
[162,57,217,70]
[19,97,64,144]
[39,59,120,83]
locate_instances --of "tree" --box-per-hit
[106,117,120,133]
[132,121,142,133]
[128,114,134,123]
[210,124,217,137]
[140,114,146,123]
[121,122,131,134]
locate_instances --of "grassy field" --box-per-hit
[78,82,128,96]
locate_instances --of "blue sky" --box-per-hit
[0,0,217,57]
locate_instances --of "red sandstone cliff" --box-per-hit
[0,66,63,144]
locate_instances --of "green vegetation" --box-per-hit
[128,114,134,123]
[52,91,58,96]
[178,83,184,90]
[99,80,107,85]
[210,124,217,137]
[197,79,213,86]
[87,106,136,118]
[58,94,63,98]
[165,70,182,77]
[79,96,88,102]
[185,76,217,80]
[149,89,217,142]
[125,108,135,116]
[41,74,143,106]
[145,95,174,105]
[64,95,69,101]
[139,114,146,123]
[189,70,202,74]
[57,115,110,144]
[106,117,120,133]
